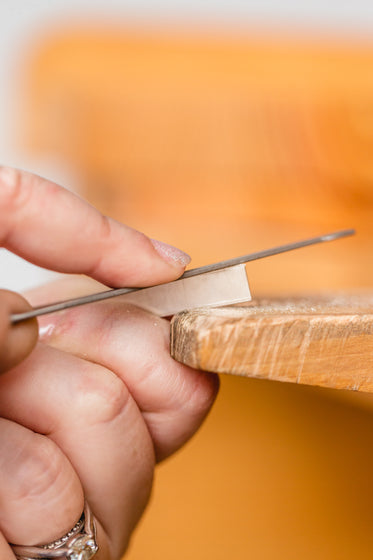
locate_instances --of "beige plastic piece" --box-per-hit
[121,264,251,316]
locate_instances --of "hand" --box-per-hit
[0,290,38,373]
[0,167,218,559]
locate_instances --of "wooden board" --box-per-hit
[171,294,373,392]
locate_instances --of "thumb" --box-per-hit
[0,290,38,373]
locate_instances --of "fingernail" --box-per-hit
[151,239,191,267]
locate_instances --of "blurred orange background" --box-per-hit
[16,24,373,560]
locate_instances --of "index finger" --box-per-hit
[0,167,190,287]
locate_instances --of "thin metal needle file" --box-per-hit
[10,228,355,324]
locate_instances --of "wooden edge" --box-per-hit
[170,298,373,393]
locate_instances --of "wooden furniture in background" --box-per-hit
[17,26,373,559]
[19,27,373,291]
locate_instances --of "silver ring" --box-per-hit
[10,501,98,559]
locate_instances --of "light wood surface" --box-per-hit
[171,294,373,392]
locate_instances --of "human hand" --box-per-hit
[0,167,218,559]
[0,290,38,374]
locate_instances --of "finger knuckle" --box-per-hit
[181,368,219,416]
[84,215,112,277]
[97,212,113,240]
[13,435,62,501]
[74,363,130,425]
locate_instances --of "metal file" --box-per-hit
[10,229,354,323]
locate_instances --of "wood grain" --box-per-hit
[171,294,373,392]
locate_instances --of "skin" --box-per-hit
[0,167,218,559]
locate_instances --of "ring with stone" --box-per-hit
[10,501,98,560]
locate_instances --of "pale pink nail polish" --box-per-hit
[151,239,191,267]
